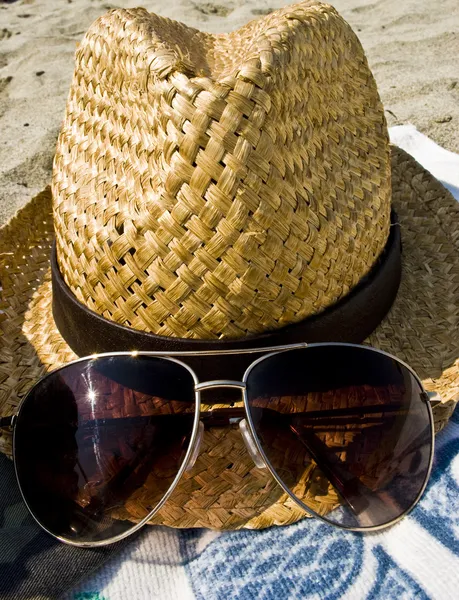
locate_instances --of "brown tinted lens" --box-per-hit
[245,345,433,529]
[14,356,196,544]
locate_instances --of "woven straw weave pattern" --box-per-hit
[52,1,391,340]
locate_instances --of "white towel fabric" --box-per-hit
[389,125,459,201]
[66,126,459,600]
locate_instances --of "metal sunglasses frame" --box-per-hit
[3,341,436,548]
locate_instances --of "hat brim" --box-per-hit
[0,146,458,530]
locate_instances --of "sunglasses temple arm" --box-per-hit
[290,425,371,515]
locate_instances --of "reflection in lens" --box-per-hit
[245,345,432,529]
[14,356,196,544]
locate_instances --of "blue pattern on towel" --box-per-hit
[412,437,459,553]
[181,520,363,600]
[367,547,429,600]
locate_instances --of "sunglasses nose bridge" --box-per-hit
[192,381,266,470]
[194,380,246,392]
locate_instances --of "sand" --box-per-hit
[0,0,458,225]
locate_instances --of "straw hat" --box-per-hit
[1,1,458,530]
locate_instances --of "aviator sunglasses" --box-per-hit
[0,342,437,547]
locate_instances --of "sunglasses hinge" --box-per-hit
[0,414,16,431]
[424,391,442,407]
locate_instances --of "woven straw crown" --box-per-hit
[52,1,391,339]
